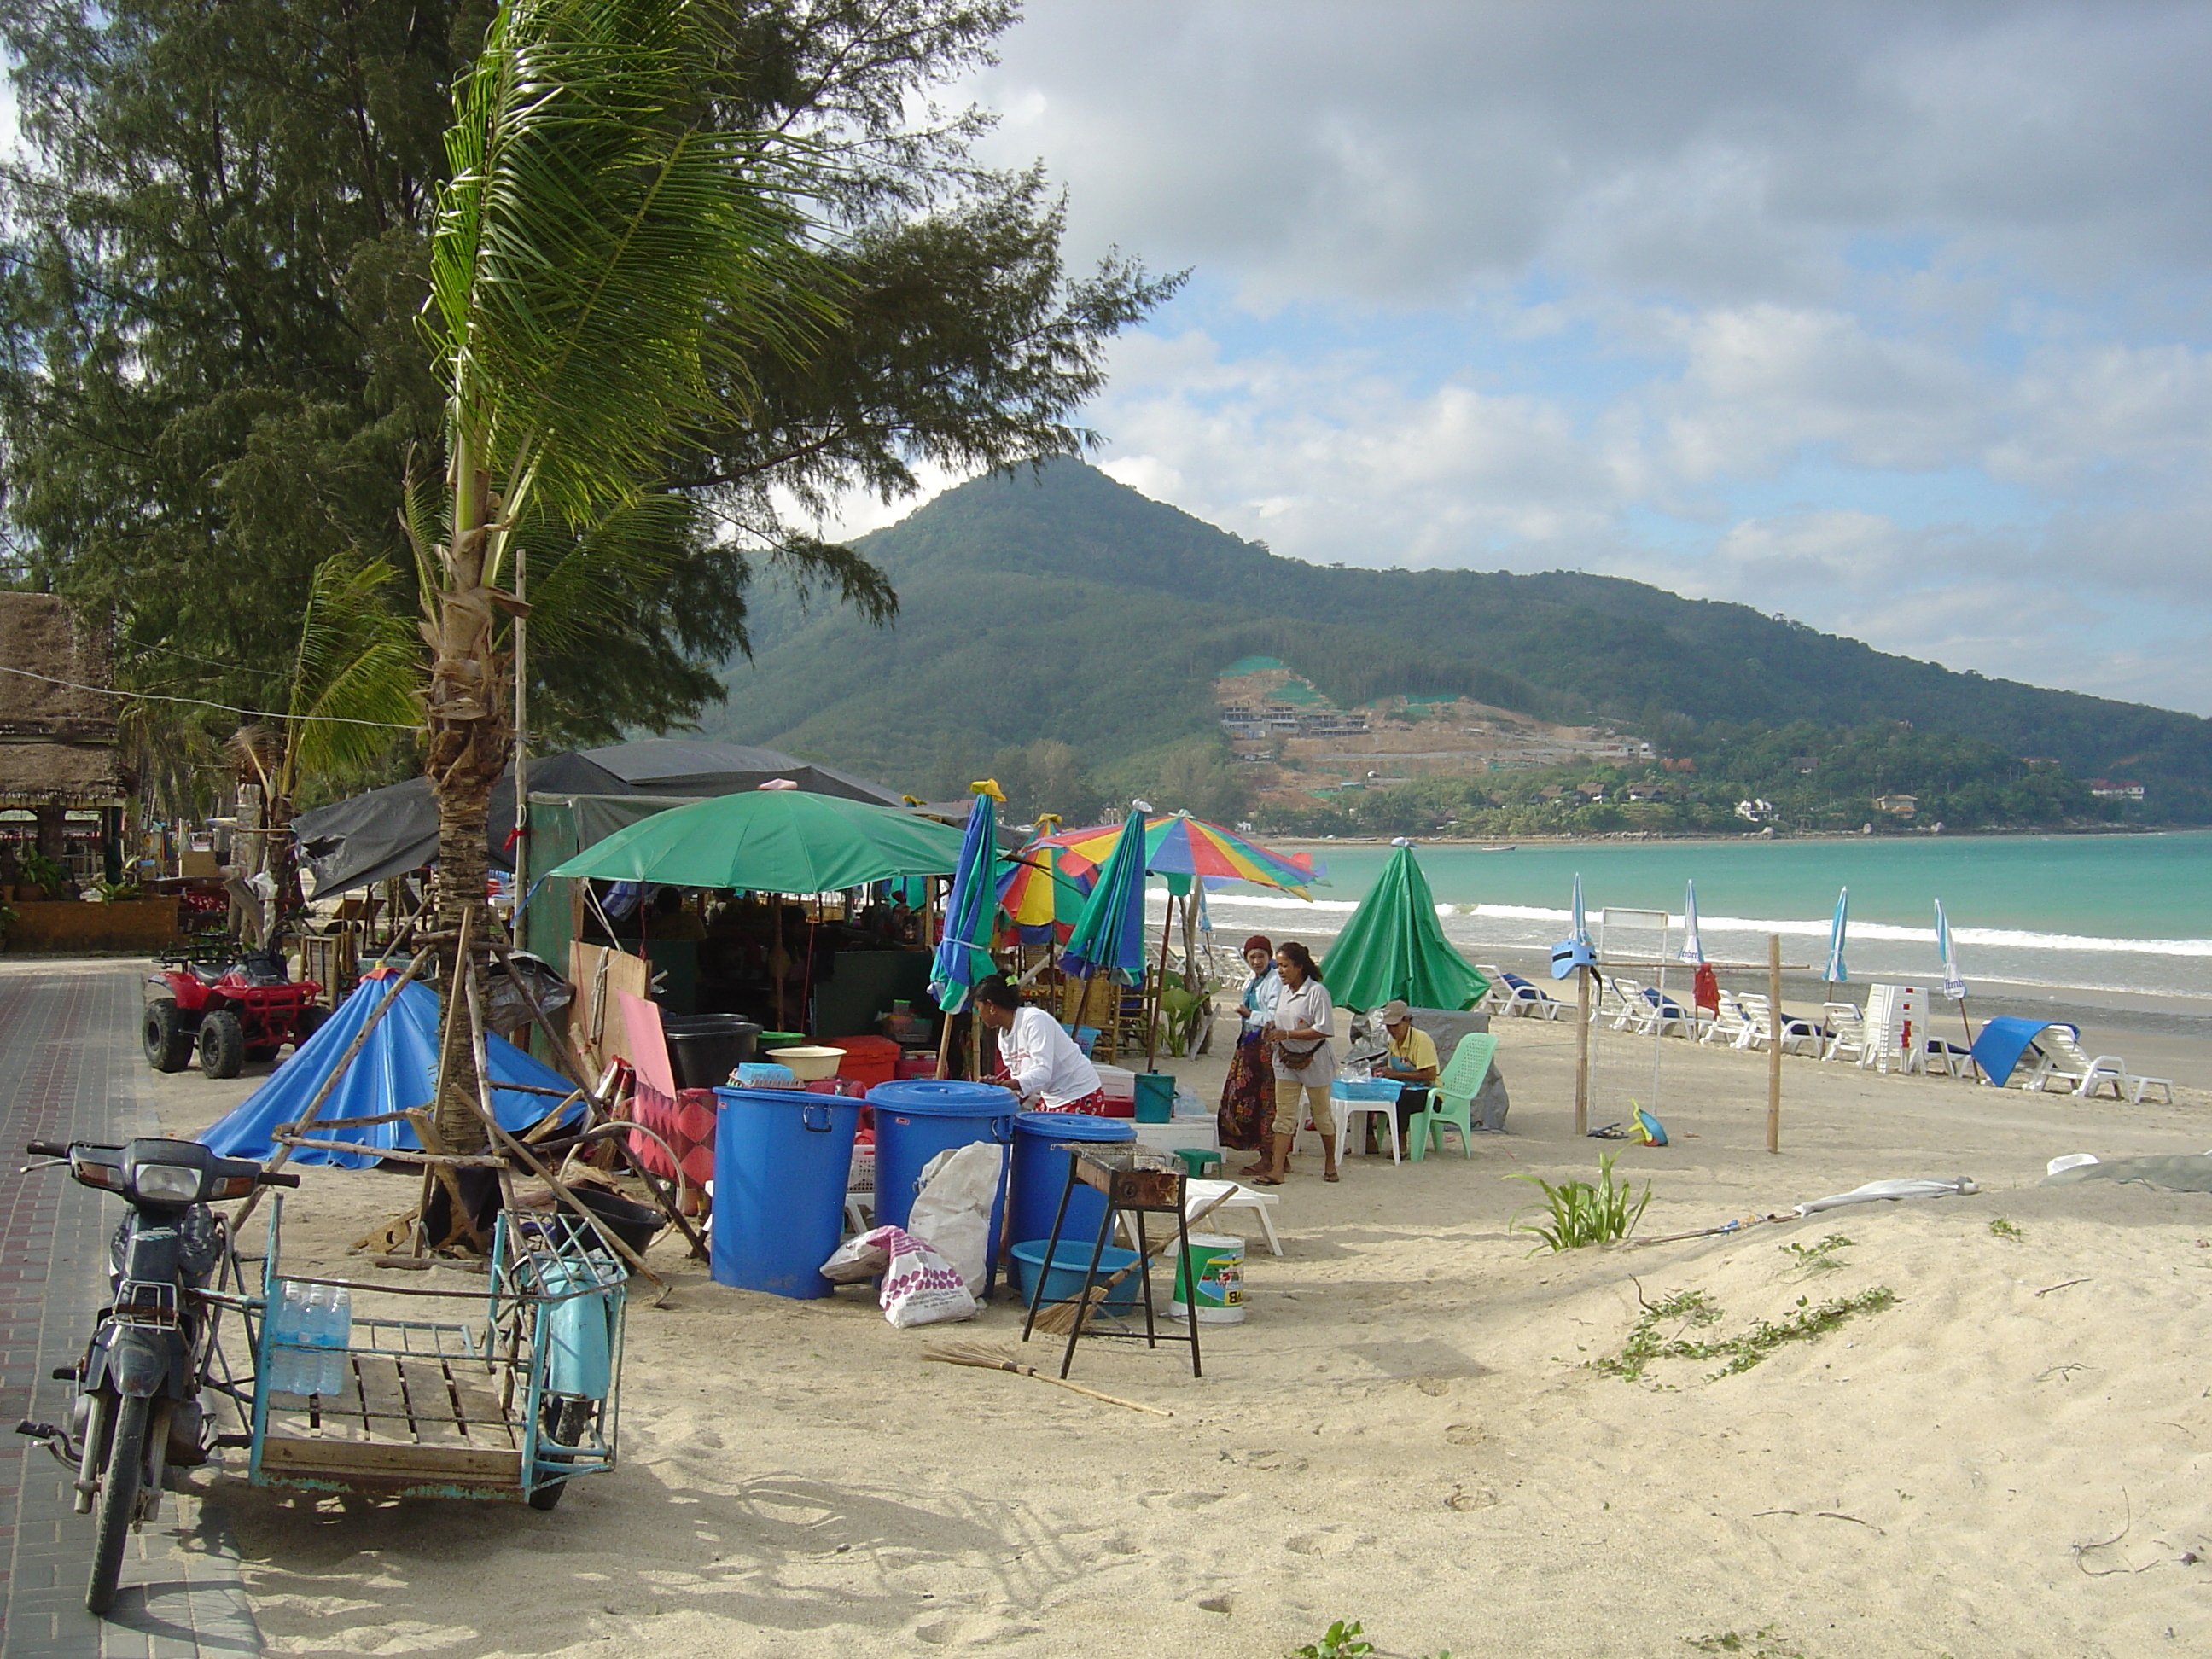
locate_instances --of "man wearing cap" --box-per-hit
[1373,1000,1440,1149]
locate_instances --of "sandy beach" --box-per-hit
[119,979,2212,1659]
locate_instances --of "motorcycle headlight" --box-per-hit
[131,1162,205,1204]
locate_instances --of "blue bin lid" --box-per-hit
[1014,1109,1134,1142]
[864,1080,1017,1116]
[712,1086,859,1111]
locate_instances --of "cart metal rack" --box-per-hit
[242,1201,626,1507]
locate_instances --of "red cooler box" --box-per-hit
[1093,1062,1138,1118]
[837,1034,903,1091]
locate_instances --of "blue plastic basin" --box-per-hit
[1009,1240,1144,1313]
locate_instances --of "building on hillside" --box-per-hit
[2088,779,2145,800]
[1734,798,1775,823]
[0,592,130,882]
[1872,793,1918,818]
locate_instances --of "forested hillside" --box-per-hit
[702,459,2212,823]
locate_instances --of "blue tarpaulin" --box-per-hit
[198,975,581,1167]
[1968,1016,2079,1090]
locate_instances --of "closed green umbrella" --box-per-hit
[1319,842,1490,1011]
[1059,809,1150,983]
[547,788,965,891]
[929,784,1003,1015]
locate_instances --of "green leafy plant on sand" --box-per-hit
[1596,1284,1899,1382]
[1687,1628,1804,1658]
[1506,1152,1651,1253]
[1780,1233,1854,1276]
[1289,1621,1452,1659]
[1988,1217,2023,1242]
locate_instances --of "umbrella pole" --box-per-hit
[1147,891,1176,1069]
[1574,964,1590,1136]
[1767,934,1784,1154]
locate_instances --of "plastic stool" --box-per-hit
[1172,1148,1223,1179]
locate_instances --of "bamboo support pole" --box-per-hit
[230,943,436,1231]
[1766,934,1784,1154]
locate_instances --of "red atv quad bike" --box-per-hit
[143,934,326,1080]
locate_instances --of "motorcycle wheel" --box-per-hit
[527,1397,595,1511]
[142,999,192,1073]
[86,1393,150,1615]
[196,1010,245,1079]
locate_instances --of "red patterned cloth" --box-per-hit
[629,1082,718,1190]
[1026,1086,1109,1115]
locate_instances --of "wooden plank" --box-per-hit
[353,1353,416,1441]
[259,1435,522,1484]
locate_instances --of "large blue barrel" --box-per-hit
[866,1080,1016,1293]
[710,1088,859,1298]
[1009,1111,1134,1255]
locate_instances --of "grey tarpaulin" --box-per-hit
[294,749,634,896]
[2042,1155,2212,1193]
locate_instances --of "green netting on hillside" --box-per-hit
[1267,680,1325,705]
[1217,655,1290,678]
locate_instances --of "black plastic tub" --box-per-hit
[660,1015,760,1090]
[566,1185,665,1257]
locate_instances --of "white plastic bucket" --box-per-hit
[1170,1231,1246,1324]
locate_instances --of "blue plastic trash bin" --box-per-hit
[1009,1110,1134,1256]
[865,1080,1017,1293]
[710,1087,859,1299]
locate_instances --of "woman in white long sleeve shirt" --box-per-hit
[974,975,1108,1112]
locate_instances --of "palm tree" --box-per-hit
[413,0,835,1148]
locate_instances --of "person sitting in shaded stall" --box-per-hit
[1371,998,1440,1148]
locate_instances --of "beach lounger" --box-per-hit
[1701,989,1757,1049]
[2028,1029,2174,1103]
[1740,993,1821,1057]
[1821,1003,1866,1063]
[1596,975,1641,1030]
[1923,1037,1974,1079]
[1633,984,1695,1038]
[1474,967,1511,1011]
[1497,973,1564,1021]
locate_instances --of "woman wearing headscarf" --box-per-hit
[1217,934,1279,1155]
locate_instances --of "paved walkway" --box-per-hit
[0,964,259,1657]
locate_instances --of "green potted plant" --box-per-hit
[18,851,68,901]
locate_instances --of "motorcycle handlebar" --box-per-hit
[261,1171,301,1188]
[25,1141,67,1159]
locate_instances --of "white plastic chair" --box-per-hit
[1181,1178,1284,1256]
[1740,993,1821,1057]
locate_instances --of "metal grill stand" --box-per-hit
[1019,1145,1200,1380]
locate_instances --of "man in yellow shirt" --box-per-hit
[1372,999,1440,1144]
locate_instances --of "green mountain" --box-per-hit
[701,458,2212,820]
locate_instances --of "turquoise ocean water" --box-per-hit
[1186,831,2212,1001]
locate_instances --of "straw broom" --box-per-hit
[921,1342,1173,1417]
[1030,1189,1237,1336]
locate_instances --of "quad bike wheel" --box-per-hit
[142,999,193,1073]
[291,1004,329,1048]
[196,1010,245,1079]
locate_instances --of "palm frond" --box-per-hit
[426,0,844,546]
[288,551,425,785]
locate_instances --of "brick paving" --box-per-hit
[0,965,259,1657]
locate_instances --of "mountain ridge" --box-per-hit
[700,458,2210,819]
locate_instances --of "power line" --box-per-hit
[0,664,423,731]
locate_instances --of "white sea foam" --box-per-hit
[1166,886,2212,959]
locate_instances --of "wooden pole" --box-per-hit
[1146,890,1176,1070]
[1766,934,1783,1154]
[1574,963,1590,1137]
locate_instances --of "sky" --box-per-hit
[832,0,2212,717]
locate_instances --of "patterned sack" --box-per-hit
[818,1225,978,1328]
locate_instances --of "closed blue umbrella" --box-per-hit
[1679,879,1706,966]
[928,782,1003,1016]
[1825,887,1849,986]
[1934,899,1966,1002]
[1059,809,1151,984]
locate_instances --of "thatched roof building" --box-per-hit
[0,593,128,806]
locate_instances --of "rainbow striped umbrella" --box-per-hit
[1027,812,1317,894]
[996,842,1091,945]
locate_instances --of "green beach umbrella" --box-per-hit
[1319,841,1491,1011]
[547,787,966,891]
[1059,809,1150,984]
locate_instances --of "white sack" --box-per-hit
[905,1142,1005,1295]
[880,1230,977,1327]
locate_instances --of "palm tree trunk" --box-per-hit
[427,447,509,1154]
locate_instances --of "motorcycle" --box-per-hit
[15,1137,296,1615]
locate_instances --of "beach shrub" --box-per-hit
[1506,1153,1650,1253]
[1780,1233,1854,1276]
[1289,1623,1451,1659]
[1988,1217,2023,1242]
[1687,1629,1803,1658]
[1597,1285,1898,1383]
